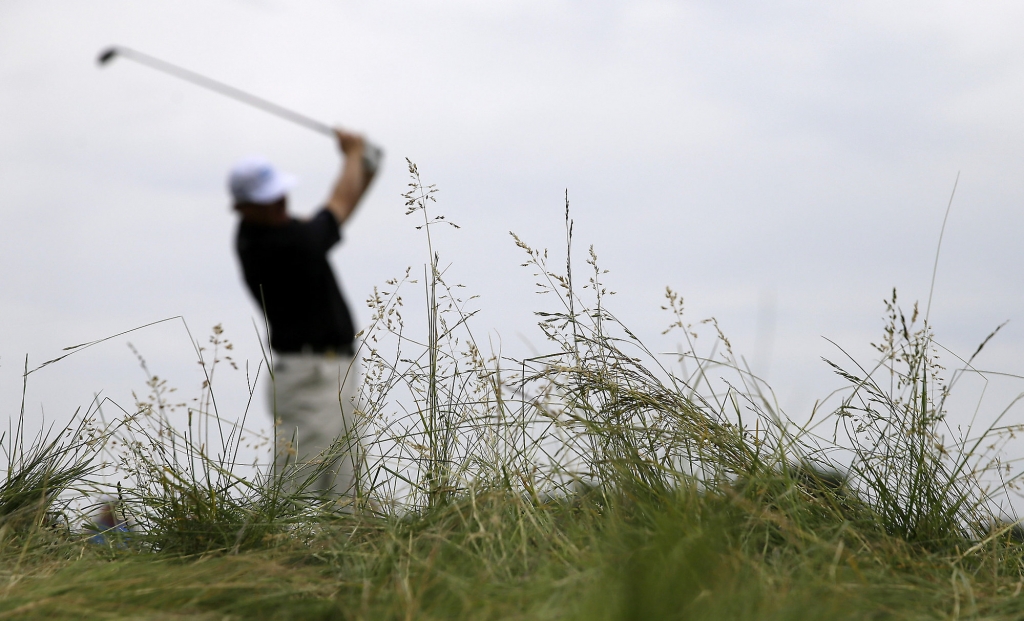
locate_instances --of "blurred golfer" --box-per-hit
[230,129,379,503]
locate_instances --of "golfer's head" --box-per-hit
[228,156,295,209]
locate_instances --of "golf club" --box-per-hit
[97,45,382,171]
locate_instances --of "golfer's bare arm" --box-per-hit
[326,129,367,226]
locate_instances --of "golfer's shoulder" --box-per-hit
[300,208,342,244]
[306,207,340,229]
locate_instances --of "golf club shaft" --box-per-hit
[109,46,333,137]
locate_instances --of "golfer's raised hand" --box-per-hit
[334,128,365,158]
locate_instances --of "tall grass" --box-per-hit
[108,326,370,554]
[1,164,1023,618]
[0,357,106,531]
[822,291,1022,548]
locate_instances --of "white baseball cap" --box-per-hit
[228,156,296,204]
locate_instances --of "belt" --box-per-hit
[294,343,356,357]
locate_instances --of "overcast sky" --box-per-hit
[2,1,1024,451]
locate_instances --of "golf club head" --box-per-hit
[362,141,384,177]
[97,47,119,66]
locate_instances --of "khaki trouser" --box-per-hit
[269,350,362,499]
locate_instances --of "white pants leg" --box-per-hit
[268,351,362,498]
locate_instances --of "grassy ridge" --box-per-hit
[0,483,1021,619]
[0,164,1022,619]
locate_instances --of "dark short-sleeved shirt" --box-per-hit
[235,208,356,353]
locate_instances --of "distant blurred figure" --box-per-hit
[230,129,379,504]
[86,496,131,545]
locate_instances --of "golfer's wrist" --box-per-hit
[343,141,365,158]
